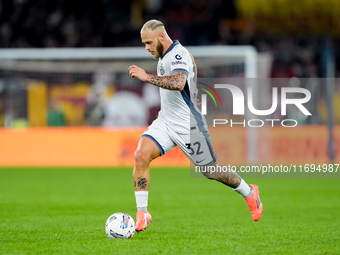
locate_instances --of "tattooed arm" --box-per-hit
[145,71,187,91]
[128,65,187,91]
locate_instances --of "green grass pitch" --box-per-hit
[0,167,339,255]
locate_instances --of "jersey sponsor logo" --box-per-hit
[175,54,182,60]
[171,61,187,66]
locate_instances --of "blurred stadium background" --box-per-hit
[0,0,339,166]
[1,3,340,254]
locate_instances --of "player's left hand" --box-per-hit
[128,65,149,82]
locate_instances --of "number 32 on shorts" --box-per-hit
[185,142,203,155]
[185,138,216,166]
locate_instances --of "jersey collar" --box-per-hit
[162,40,179,58]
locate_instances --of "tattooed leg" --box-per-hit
[200,163,241,189]
[133,136,161,191]
[136,177,148,190]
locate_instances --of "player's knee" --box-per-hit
[134,149,150,168]
[196,166,215,180]
[198,163,218,180]
[201,170,216,180]
[201,170,211,179]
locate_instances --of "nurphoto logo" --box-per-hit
[199,82,312,128]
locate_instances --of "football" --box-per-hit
[105,212,135,239]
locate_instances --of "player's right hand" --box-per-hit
[128,65,149,82]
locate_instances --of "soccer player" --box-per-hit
[128,19,263,232]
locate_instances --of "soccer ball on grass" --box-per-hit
[105,212,135,239]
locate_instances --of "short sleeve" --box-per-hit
[170,50,190,75]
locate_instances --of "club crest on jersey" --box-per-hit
[175,54,182,60]
[159,64,165,75]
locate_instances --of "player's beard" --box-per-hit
[154,39,164,60]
